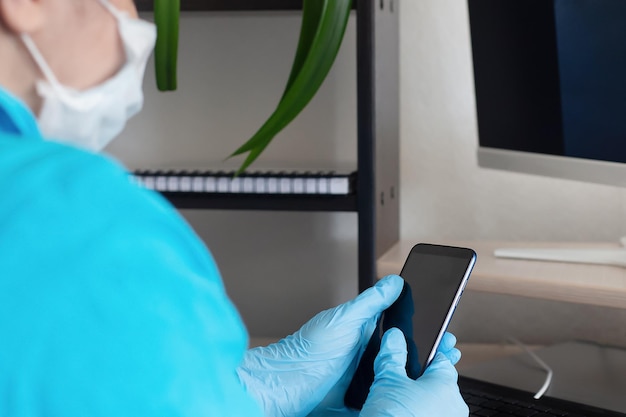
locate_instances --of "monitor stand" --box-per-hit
[494,238,626,268]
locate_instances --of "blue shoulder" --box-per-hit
[0,138,261,417]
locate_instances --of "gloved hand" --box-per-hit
[360,328,469,417]
[236,275,404,417]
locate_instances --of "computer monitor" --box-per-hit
[467,0,626,265]
[468,0,626,188]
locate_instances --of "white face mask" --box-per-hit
[20,0,157,151]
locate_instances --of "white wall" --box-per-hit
[398,0,626,347]
[399,0,626,243]
[107,11,361,337]
[107,4,626,346]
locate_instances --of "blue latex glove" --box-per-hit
[237,275,404,417]
[360,328,469,417]
[438,331,462,365]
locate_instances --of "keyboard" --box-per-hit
[459,376,626,417]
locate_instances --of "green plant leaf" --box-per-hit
[281,0,325,98]
[154,0,180,91]
[230,0,353,174]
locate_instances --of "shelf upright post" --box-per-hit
[356,0,400,292]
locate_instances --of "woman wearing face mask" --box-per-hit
[0,1,468,416]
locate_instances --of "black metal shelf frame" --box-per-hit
[356,0,399,291]
[143,0,399,291]
[136,0,358,12]
[163,193,358,211]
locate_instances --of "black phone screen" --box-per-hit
[400,244,476,376]
[344,243,476,410]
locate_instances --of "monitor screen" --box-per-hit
[468,0,626,187]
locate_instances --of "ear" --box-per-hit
[0,0,45,34]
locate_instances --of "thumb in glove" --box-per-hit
[360,328,469,417]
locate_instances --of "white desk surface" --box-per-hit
[377,240,626,309]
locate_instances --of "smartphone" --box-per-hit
[344,243,477,410]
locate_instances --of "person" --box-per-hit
[0,0,469,416]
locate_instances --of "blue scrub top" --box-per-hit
[0,88,263,417]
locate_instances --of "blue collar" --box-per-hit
[0,87,43,141]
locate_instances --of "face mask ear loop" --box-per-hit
[20,34,65,93]
[97,0,127,20]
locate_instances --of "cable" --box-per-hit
[506,337,553,399]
